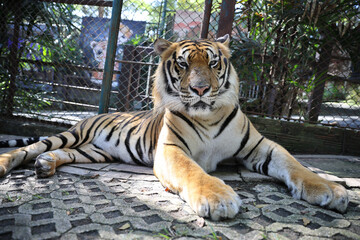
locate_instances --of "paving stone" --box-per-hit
[343,178,360,188]
[253,183,279,193]
[240,168,277,182]
[210,171,242,181]
[104,163,154,175]
[71,163,111,171]
[57,166,91,176]
[129,174,158,181]
[100,171,132,180]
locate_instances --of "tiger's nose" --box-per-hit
[189,85,210,96]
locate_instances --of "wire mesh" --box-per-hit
[0,0,359,130]
[231,0,360,129]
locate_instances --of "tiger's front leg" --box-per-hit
[242,137,349,213]
[154,144,242,221]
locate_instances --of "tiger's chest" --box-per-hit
[157,108,245,172]
[191,137,239,172]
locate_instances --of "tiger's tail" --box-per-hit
[0,136,48,148]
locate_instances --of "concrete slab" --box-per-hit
[295,155,360,178]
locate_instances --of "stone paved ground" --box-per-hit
[0,135,359,240]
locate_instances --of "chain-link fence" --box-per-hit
[231,0,360,129]
[1,0,359,129]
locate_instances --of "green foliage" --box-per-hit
[346,85,360,104]
[323,82,347,102]
[0,1,84,115]
[231,0,360,118]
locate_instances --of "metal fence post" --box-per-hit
[200,0,212,39]
[217,0,235,38]
[159,0,168,38]
[98,0,124,114]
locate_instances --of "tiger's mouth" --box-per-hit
[192,101,211,110]
[182,99,216,114]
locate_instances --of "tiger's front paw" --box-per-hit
[186,176,242,221]
[35,153,57,178]
[290,175,349,213]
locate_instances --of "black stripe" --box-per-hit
[209,116,223,126]
[68,152,76,163]
[224,58,230,89]
[135,138,144,163]
[148,117,158,163]
[233,120,250,157]
[107,112,141,142]
[78,119,89,143]
[214,105,238,138]
[125,126,144,165]
[261,149,274,175]
[70,129,80,148]
[135,111,153,135]
[92,143,103,150]
[81,115,106,145]
[27,137,42,145]
[219,58,230,89]
[115,135,121,147]
[76,148,97,163]
[106,125,117,142]
[92,149,113,163]
[241,114,247,132]
[179,40,192,46]
[166,123,192,155]
[16,139,25,147]
[163,143,187,153]
[179,43,195,48]
[171,111,203,142]
[142,117,153,149]
[181,48,192,55]
[167,60,178,85]
[42,139,52,152]
[99,114,123,135]
[153,116,162,151]
[0,140,10,147]
[107,112,144,142]
[172,52,178,63]
[21,150,28,161]
[193,119,208,130]
[56,134,68,148]
[93,115,111,136]
[121,111,147,130]
[167,119,183,135]
[162,63,178,96]
[244,137,265,161]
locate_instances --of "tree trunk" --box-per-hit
[307,31,334,122]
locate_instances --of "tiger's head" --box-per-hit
[152,35,239,116]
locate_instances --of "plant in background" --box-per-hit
[231,0,360,121]
[0,0,84,116]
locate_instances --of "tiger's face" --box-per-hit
[153,35,239,116]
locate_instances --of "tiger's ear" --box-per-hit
[216,34,230,47]
[154,38,173,55]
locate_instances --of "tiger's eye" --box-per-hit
[178,61,188,68]
[209,60,218,67]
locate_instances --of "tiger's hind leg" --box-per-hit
[35,143,113,178]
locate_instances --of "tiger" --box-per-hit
[0,35,348,220]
